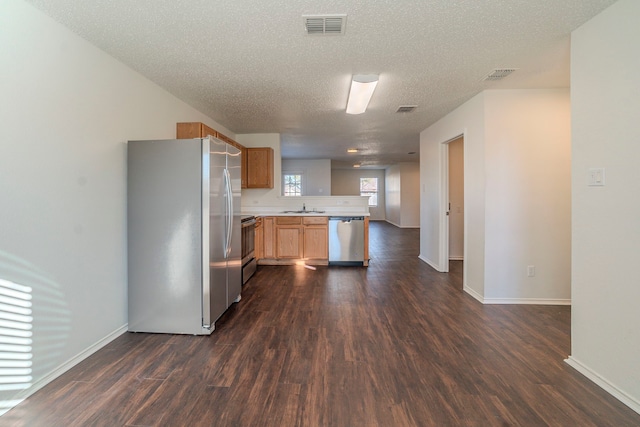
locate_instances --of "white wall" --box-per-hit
[385,166,401,225]
[281,158,331,196]
[385,163,420,228]
[483,90,571,302]
[567,0,640,412]
[420,89,571,304]
[420,93,486,295]
[332,169,386,220]
[400,163,421,227]
[0,0,233,410]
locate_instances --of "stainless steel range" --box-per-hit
[241,215,257,284]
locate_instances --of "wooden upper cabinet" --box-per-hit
[177,123,272,189]
[241,147,248,188]
[176,122,218,139]
[177,122,247,187]
[246,147,274,189]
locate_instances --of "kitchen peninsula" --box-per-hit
[252,211,369,267]
[255,211,369,267]
[234,132,372,268]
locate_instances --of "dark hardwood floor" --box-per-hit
[4,221,640,426]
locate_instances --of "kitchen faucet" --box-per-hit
[302,203,306,212]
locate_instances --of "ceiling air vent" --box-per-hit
[303,14,347,35]
[483,68,517,81]
[396,105,418,113]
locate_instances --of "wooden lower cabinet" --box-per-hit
[262,217,275,259]
[254,217,264,260]
[258,216,328,265]
[302,216,328,260]
[303,227,328,259]
[276,226,303,258]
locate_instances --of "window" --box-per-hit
[283,173,303,196]
[360,177,378,206]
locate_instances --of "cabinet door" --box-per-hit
[255,218,264,260]
[303,226,328,260]
[363,217,369,266]
[246,147,274,188]
[276,226,303,258]
[263,217,275,259]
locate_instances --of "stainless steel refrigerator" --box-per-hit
[127,137,242,335]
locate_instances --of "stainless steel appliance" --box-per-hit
[127,137,241,335]
[328,216,365,265]
[241,215,257,284]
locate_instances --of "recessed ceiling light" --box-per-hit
[347,149,359,153]
[353,164,361,168]
[346,74,378,114]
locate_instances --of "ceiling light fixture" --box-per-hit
[346,74,378,114]
[347,148,359,153]
[353,164,361,168]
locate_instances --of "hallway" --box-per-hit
[4,221,639,426]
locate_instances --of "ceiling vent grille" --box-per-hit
[396,105,418,113]
[483,68,517,81]
[303,14,347,35]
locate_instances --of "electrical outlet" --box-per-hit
[527,265,535,277]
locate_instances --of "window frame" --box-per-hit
[360,177,378,207]
[282,172,304,197]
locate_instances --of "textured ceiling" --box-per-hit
[25,0,616,168]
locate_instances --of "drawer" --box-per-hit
[276,216,301,225]
[303,216,328,225]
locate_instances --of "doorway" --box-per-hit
[448,137,464,262]
[439,135,464,274]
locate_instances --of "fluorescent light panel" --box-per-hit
[346,74,378,114]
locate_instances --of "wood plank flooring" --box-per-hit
[4,221,640,426]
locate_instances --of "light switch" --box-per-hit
[588,168,605,186]
[527,265,535,277]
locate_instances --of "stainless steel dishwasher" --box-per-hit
[328,216,365,265]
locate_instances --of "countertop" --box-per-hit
[242,210,369,217]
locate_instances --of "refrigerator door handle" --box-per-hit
[224,168,233,258]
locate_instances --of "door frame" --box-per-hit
[439,133,466,275]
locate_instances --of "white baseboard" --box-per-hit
[565,356,640,415]
[482,297,571,305]
[384,219,419,229]
[461,289,571,306]
[418,254,443,272]
[14,324,128,402]
[463,286,484,303]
